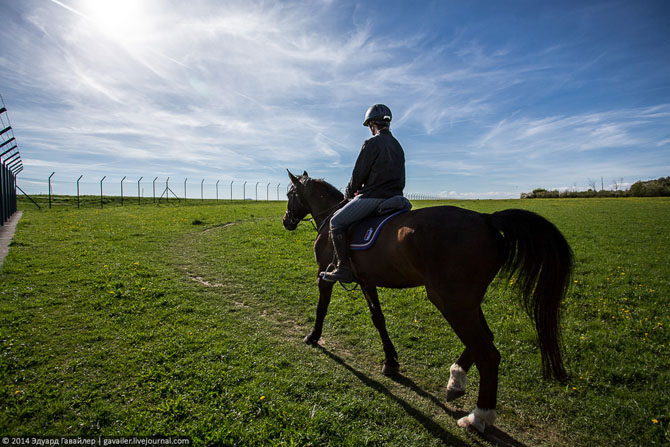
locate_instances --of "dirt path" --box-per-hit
[0,211,22,267]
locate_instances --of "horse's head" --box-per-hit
[283,170,312,231]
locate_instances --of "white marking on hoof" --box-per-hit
[447,363,467,395]
[457,407,496,433]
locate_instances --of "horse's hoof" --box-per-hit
[446,387,466,402]
[446,363,467,401]
[303,333,320,345]
[382,361,400,376]
[457,407,496,433]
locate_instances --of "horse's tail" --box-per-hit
[490,209,573,382]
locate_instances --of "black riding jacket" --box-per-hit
[345,129,406,199]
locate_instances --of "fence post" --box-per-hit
[230,181,233,201]
[255,181,259,201]
[1,163,5,224]
[184,178,187,200]
[201,179,204,201]
[1,163,6,224]
[48,172,54,208]
[121,176,126,206]
[216,180,219,200]
[153,177,158,203]
[137,177,143,205]
[266,182,270,201]
[0,163,4,224]
[166,177,170,204]
[243,181,247,200]
[76,175,83,208]
[100,176,106,209]
[277,183,280,201]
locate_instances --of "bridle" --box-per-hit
[284,208,316,230]
[285,184,347,233]
[284,187,313,229]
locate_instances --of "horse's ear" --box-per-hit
[287,169,299,185]
[302,170,309,178]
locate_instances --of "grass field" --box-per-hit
[1,197,668,446]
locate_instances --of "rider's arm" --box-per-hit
[345,139,377,198]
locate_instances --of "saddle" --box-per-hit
[348,195,412,251]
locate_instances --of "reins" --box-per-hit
[294,201,343,233]
[303,199,360,292]
[288,184,358,291]
[311,199,348,234]
[338,281,360,292]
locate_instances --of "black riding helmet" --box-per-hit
[363,104,392,126]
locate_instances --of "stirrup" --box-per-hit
[320,266,354,283]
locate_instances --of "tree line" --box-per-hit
[521,176,670,198]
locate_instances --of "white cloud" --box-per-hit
[475,105,670,156]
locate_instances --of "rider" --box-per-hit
[320,104,406,283]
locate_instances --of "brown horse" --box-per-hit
[282,170,573,432]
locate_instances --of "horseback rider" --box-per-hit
[320,104,406,283]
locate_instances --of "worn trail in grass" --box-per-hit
[1,198,668,445]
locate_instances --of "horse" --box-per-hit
[282,170,573,432]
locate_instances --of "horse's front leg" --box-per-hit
[304,275,334,344]
[362,285,399,376]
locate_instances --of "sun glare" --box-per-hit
[80,0,147,43]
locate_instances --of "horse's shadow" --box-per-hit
[314,345,528,447]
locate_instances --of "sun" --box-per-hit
[80,0,147,43]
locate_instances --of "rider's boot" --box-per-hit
[320,229,354,283]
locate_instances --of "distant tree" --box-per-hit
[522,176,669,198]
[588,178,598,191]
[630,177,670,197]
[612,177,624,191]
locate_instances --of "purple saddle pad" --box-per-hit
[349,209,409,250]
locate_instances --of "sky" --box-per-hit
[1,0,669,199]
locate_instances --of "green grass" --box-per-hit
[1,197,668,446]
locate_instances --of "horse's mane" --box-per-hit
[307,177,345,201]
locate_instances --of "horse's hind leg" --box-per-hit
[427,286,500,432]
[362,285,399,376]
[447,308,494,401]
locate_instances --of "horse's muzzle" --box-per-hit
[283,211,299,231]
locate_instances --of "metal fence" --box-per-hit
[1,95,22,225]
[19,175,291,208]
[18,173,443,209]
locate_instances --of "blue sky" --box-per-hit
[1,0,669,199]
